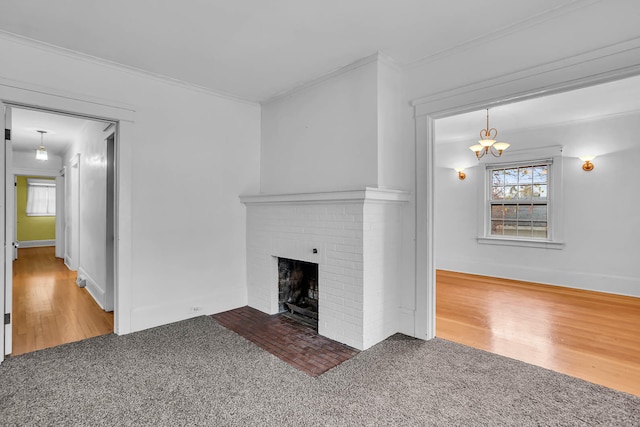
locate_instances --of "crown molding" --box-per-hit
[0,30,258,107]
[405,0,602,69]
[411,37,640,118]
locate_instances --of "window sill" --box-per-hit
[26,213,56,217]
[477,236,564,250]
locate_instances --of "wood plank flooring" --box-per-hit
[11,247,113,356]
[436,270,640,397]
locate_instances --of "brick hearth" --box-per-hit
[212,306,358,377]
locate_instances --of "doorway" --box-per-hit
[8,106,117,355]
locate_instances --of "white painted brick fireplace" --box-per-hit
[240,188,409,350]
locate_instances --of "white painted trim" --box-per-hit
[412,37,640,117]
[476,237,564,250]
[18,240,55,248]
[405,0,601,69]
[130,288,246,333]
[64,255,74,271]
[78,267,105,310]
[436,264,639,299]
[0,78,134,337]
[0,31,256,107]
[240,187,410,205]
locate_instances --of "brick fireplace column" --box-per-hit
[240,187,409,350]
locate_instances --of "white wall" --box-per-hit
[435,113,640,297]
[0,33,261,332]
[261,56,379,193]
[62,121,110,309]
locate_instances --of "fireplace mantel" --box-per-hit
[242,186,409,350]
[240,187,410,205]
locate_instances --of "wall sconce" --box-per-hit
[455,168,466,180]
[579,155,595,171]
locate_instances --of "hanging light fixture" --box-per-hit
[35,130,48,161]
[469,109,510,160]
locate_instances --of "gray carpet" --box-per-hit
[1,316,638,426]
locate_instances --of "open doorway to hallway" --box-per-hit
[9,107,116,355]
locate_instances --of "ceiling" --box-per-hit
[0,0,579,102]
[10,108,95,157]
[2,1,639,151]
[436,74,640,143]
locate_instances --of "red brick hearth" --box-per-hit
[212,306,359,377]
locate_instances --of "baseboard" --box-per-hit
[130,289,247,333]
[436,258,640,298]
[18,240,55,248]
[78,267,106,310]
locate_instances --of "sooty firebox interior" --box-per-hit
[278,258,318,330]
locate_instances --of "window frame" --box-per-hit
[476,146,565,249]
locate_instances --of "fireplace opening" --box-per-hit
[278,258,318,330]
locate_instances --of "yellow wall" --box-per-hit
[17,176,56,241]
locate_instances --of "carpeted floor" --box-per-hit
[1,316,638,426]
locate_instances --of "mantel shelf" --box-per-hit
[240,187,410,205]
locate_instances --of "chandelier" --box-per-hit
[469,109,510,160]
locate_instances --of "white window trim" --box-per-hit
[476,145,565,249]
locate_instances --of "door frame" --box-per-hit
[0,79,135,362]
[410,41,640,341]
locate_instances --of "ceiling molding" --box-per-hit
[0,30,258,107]
[411,37,640,118]
[405,0,602,69]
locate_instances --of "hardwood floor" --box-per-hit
[11,247,113,356]
[436,270,640,397]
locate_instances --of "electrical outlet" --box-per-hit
[190,306,203,312]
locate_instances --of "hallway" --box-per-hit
[11,247,113,356]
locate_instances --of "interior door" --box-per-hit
[2,105,13,358]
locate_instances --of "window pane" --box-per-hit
[535,184,548,199]
[491,205,505,220]
[491,220,504,235]
[503,221,517,236]
[517,221,533,237]
[518,185,534,199]
[517,204,533,221]
[533,166,548,184]
[491,186,504,200]
[492,170,504,186]
[505,186,518,200]
[504,205,517,220]
[532,205,547,222]
[518,167,533,184]
[504,168,518,185]
[533,221,548,238]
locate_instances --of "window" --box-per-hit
[477,146,564,249]
[26,178,56,216]
[489,162,550,239]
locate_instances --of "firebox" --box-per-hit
[277,257,318,330]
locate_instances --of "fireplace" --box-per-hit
[241,187,409,350]
[278,258,318,330]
